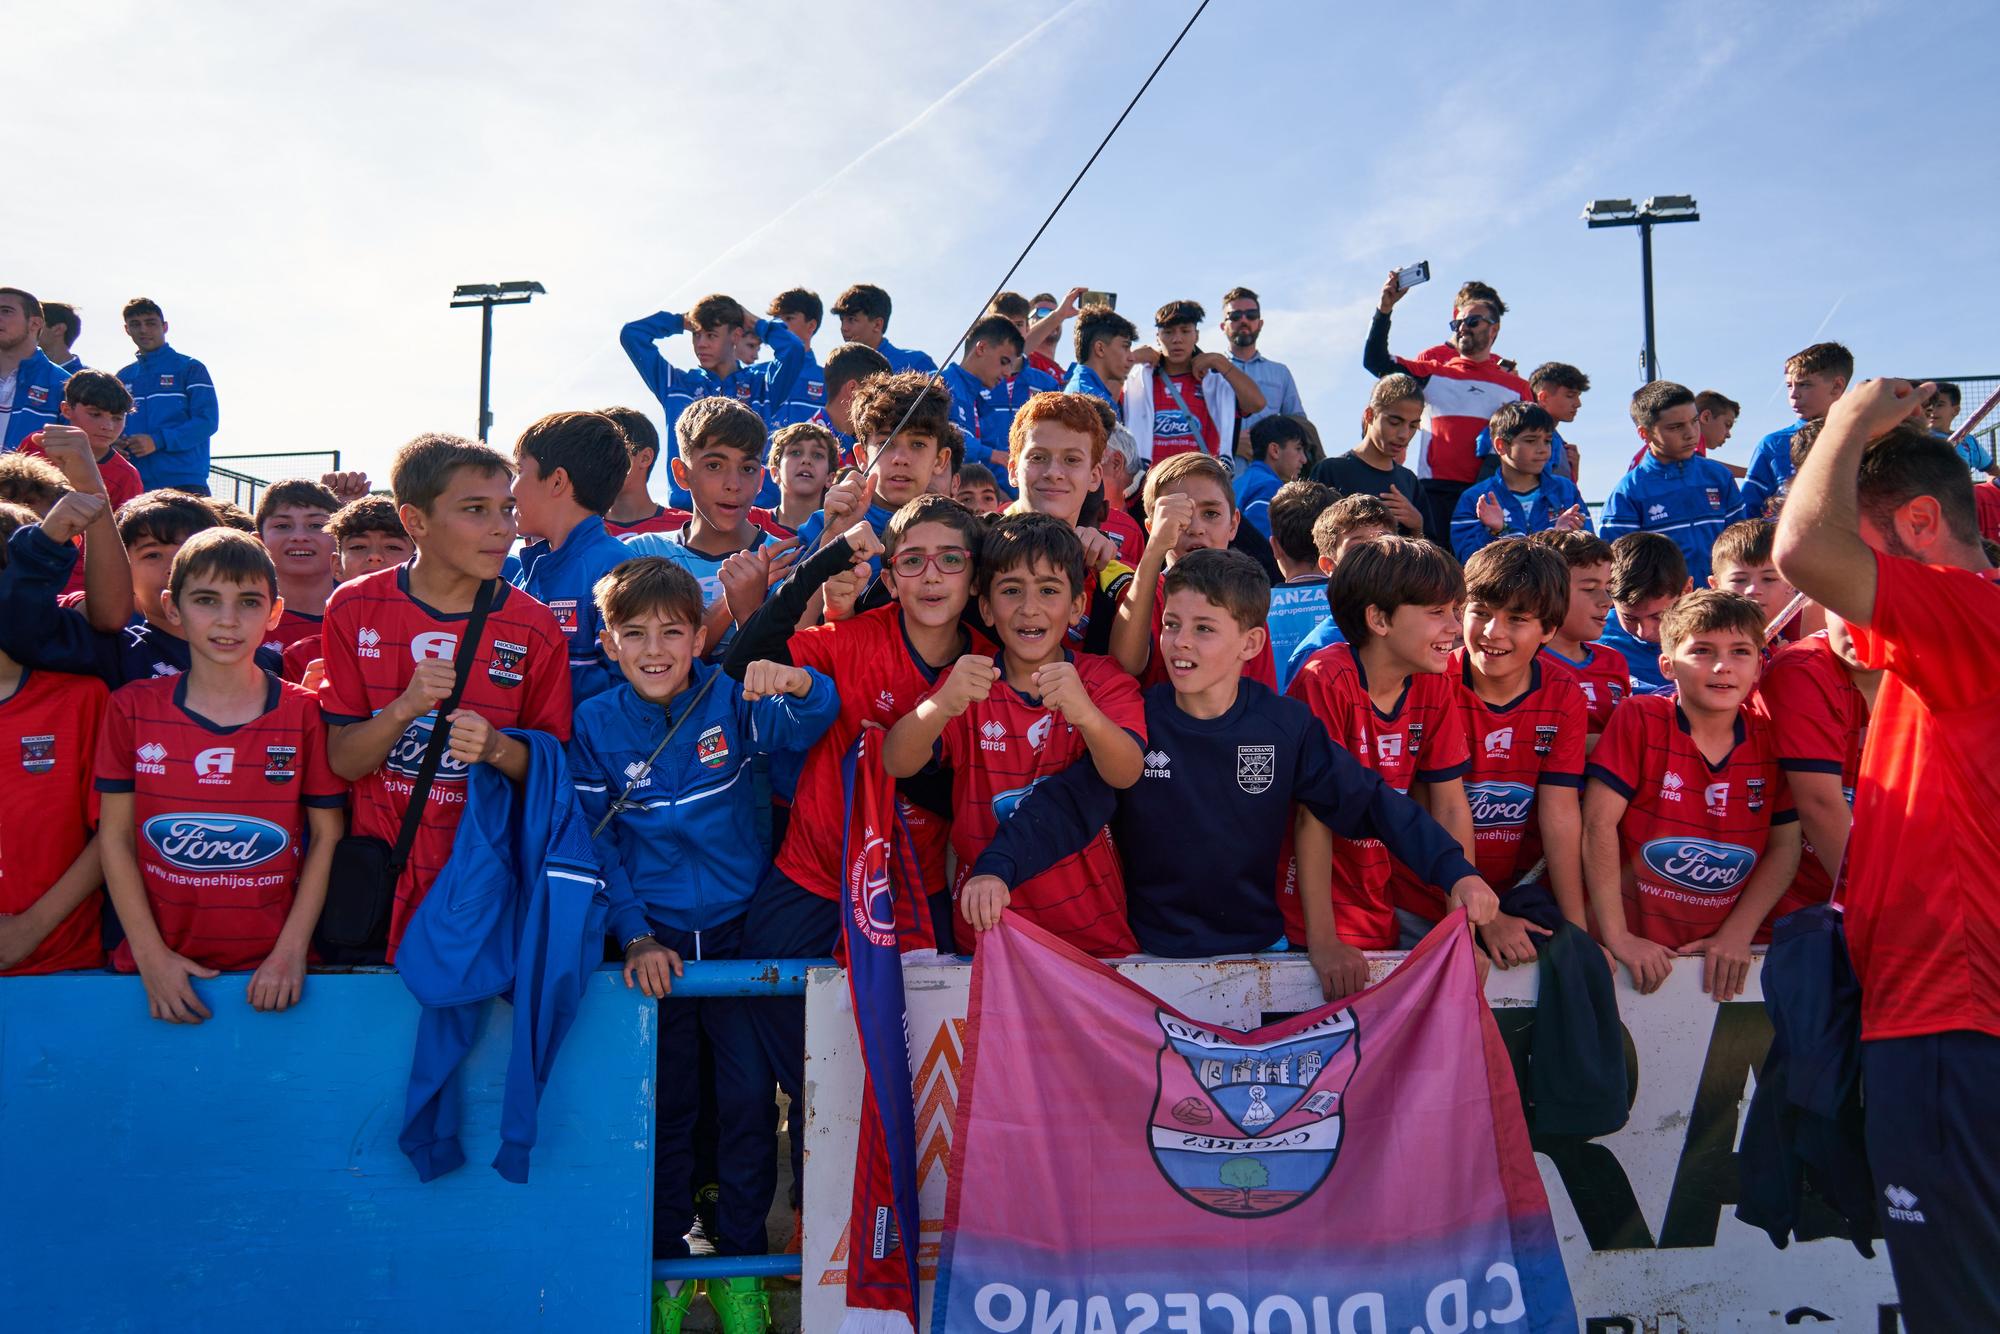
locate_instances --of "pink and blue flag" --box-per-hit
[933,911,1576,1333]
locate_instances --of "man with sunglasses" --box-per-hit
[1222,287,1306,438]
[1365,273,1530,540]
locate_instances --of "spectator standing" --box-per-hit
[1122,299,1265,464]
[1310,374,1429,539]
[830,284,935,374]
[0,288,74,453]
[1367,273,1529,539]
[37,301,83,372]
[1222,287,1305,437]
[114,297,218,494]
[1065,305,1138,416]
[1741,343,1852,518]
[1928,382,1997,477]
[765,288,828,432]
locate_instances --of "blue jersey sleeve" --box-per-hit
[1293,723,1479,892]
[741,666,840,755]
[1450,480,1499,562]
[753,318,806,416]
[0,525,121,683]
[566,723,647,945]
[1740,433,1791,520]
[1597,476,1641,542]
[619,311,703,411]
[158,357,218,462]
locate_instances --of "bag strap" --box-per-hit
[1155,367,1212,453]
[591,669,722,839]
[388,578,498,876]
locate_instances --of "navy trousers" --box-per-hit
[737,868,842,1215]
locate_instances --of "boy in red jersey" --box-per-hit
[1752,613,1875,936]
[1432,540,1588,965]
[1773,378,2000,1328]
[1112,450,1277,688]
[320,433,571,962]
[0,502,111,975]
[16,372,144,588]
[1583,591,1800,1001]
[96,531,346,1021]
[282,496,411,685]
[599,406,690,537]
[254,478,339,652]
[1530,529,1627,736]
[884,513,1144,955]
[1287,535,1475,950]
[723,493,987,1231]
[1002,392,1137,654]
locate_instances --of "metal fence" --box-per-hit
[206,451,342,509]
[1932,375,2000,465]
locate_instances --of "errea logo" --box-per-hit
[979,720,1008,753]
[1661,771,1684,802]
[136,741,169,775]
[1884,1185,1926,1224]
[356,626,382,658]
[621,760,652,789]
[1143,749,1172,779]
[1647,503,1669,522]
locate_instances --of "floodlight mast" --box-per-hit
[450,281,547,441]
[1584,197,1699,382]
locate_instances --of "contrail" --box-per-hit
[1765,293,1844,407]
[538,0,1089,401]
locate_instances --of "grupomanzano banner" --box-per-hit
[932,912,1576,1334]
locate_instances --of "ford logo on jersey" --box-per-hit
[385,714,471,783]
[1466,781,1534,829]
[143,814,288,872]
[1640,837,1756,893]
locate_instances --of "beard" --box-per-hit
[1229,329,1256,350]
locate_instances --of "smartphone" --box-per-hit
[1394,262,1431,291]
[1082,290,1117,310]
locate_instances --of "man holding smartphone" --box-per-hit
[1222,287,1306,439]
[1364,271,1529,540]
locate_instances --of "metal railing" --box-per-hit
[649,958,835,1286]
[205,451,343,509]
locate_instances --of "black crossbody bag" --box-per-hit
[315,579,496,960]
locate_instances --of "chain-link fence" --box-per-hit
[1931,375,2000,470]
[206,451,342,509]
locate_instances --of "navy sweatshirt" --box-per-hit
[970,679,1479,957]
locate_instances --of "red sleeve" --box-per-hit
[93,687,136,791]
[78,678,108,825]
[1246,636,1277,688]
[519,623,574,742]
[789,620,844,677]
[318,593,370,724]
[1542,687,1589,786]
[1414,676,1471,782]
[103,454,143,511]
[1762,652,1846,774]
[1769,764,1796,823]
[281,638,317,685]
[1086,657,1147,742]
[1978,483,2000,545]
[1585,697,1650,799]
[1853,550,2000,713]
[297,703,346,805]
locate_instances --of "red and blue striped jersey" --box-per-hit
[0,669,108,973]
[96,674,345,970]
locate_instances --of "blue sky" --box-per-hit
[19,0,1996,502]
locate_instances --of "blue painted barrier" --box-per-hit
[0,967,657,1331]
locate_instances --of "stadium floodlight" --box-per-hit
[1583,194,1700,382]
[450,280,546,441]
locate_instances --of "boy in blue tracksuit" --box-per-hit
[763,288,828,431]
[1451,401,1592,562]
[568,556,837,1332]
[113,297,218,492]
[618,293,806,508]
[509,410,639,703]
[1600,381,1744,587]
[1739,341,1851,518]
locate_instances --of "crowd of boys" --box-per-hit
[0,275,1992,1332]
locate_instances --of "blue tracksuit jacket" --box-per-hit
[396,729,609,1184]
[618,313,805,506]
[767,347,828,430]
[1449,469,1592,562]
[1234,459,1285,539]
[975,366,1061,494]
[1064,363,1120,416]
[116,344,217,490]
[1741,421,1805,520]
[1598,451,1746,586]
[3,349,73,451]
[511,515,631,704]
[877,338,936,375]
[568,659,838,945]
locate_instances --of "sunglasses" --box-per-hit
[1223,309,1261,323]
[889,547,972,578]
[1449,314,1495,333]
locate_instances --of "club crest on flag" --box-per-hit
[848,831,898,949]
[1150,1007,1358,1218]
